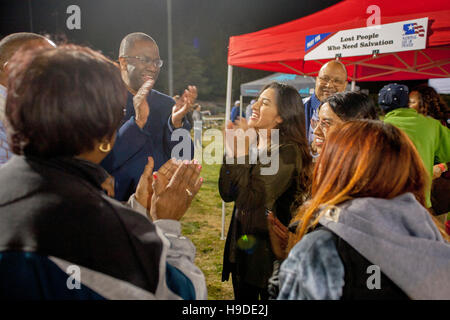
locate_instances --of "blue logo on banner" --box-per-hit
[305,33,331,52]
[403,23,415,35]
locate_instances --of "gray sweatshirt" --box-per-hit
[278,193,450,300]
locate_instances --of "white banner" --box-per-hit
[304,18,428,61]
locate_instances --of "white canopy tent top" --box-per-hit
[428,78,450,94]
[240,73,316,98]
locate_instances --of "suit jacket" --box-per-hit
[101,89,193,201]
[303,93,321,147]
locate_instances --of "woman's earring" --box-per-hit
[99,143,111,153]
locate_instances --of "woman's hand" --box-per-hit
[224,118,256,159]
[135,157,179,214]
[267,211,289,260]
[135,157,155,211]
[433,163,447,180]
[150,160,203,221]
[234,117,249,131]
[101,174,115,198]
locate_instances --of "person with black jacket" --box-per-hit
[219,82,312,300]
[0,44,206,299]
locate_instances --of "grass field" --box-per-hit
[180,161,235,300]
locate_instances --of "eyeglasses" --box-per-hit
[311,118,332,131]
[122,56,163,68]
[318,76,346,86]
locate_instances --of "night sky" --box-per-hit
[0,0,344,96]
[0,0,341,57]
[2,0,425,99]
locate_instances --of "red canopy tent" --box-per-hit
[228,0,450,81]
[220,0,450,238]
[224,0,450,119]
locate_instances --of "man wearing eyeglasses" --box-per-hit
[304,60,348,149]
[101,32,195,201]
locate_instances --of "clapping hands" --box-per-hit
[224,118,256,159]
[133,78,155,129]
[150,159,203,221]
[135,157,203,221]
[171,85,198,128]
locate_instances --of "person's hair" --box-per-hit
[321,91,380,120]
[5,44,127,158]
[0,33,52,67]
[119,32,156,57]
[260,82,312,196]
[288,120,449,248]
[411,84,449,125]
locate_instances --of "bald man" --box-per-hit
[304,60,348,147]
[101,32,195,201]
[0,32,55,165]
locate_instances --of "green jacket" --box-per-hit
[384,108,450,207]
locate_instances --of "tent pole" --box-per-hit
[240,95,243,119]
[225,65,233,124]
[222,65,233,240]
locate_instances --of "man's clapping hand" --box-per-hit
[171,85,198,128]
[133,78,155,129]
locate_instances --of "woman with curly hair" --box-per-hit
[409,84,449,127]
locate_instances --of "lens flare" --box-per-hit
[237,234,256,252]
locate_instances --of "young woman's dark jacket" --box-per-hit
[219,142,308,290]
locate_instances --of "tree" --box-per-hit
[173,41,212,99]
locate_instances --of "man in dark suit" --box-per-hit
[101,32,195,201]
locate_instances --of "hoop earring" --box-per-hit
[99,143,111,153]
